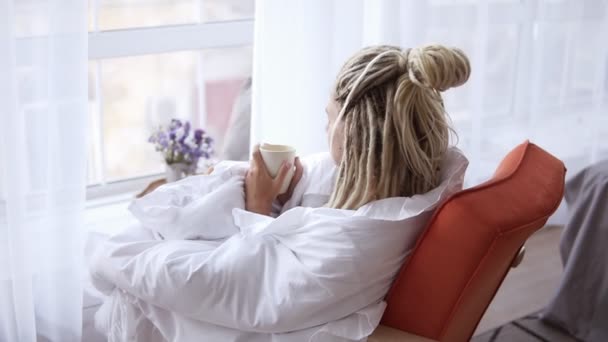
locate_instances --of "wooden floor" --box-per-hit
[474,225,564,335]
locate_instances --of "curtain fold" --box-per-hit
[252,0,608,223]
[0,1,87,341]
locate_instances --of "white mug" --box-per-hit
[259,143,296,194]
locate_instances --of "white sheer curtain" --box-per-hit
[252,0,608,221]
[0,1,87,341]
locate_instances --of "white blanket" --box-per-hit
[89,149,468,342]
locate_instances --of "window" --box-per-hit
[87,0,254,199]
[418,0,608,185]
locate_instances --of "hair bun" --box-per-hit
[407,45,470,92]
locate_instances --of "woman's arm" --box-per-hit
[89,228,367,334]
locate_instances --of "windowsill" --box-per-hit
[85,192,137,236]
[86,173,164,201]
[83,164,213,235]
[86,191,135,209]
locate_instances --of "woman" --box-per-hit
[245,44,469,213]
[90,44,470,342]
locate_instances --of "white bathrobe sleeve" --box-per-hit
[128,162,247,240]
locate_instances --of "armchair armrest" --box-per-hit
[368,325,437,342]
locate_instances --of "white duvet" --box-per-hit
[89,149,468,342]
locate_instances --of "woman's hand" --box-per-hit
[277,157,304,205]
[245,147,292,216]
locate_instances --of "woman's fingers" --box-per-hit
[285,157,303,194]
[250,145,261,166]
[273,161,293,193]
[253,146,280,180]
[293,157,304,183]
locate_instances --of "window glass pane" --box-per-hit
[534,22,568,107]
[97,0,199,31]
[100,51,196,181]
[566,21,604,107]
[201,47,252,158]
[94,47,251,182]
[483,24,518,116]
[200,0,255,23]
[93,0,255,31]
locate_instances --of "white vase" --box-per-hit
[166,163,190,182]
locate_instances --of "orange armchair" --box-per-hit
[370,141,566,341]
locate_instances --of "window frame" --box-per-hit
[86,15,254,201]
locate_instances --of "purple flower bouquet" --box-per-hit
[148,119,214,180]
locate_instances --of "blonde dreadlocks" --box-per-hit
[328,45,470,209]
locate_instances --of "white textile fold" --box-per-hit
[89,149,468,342]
